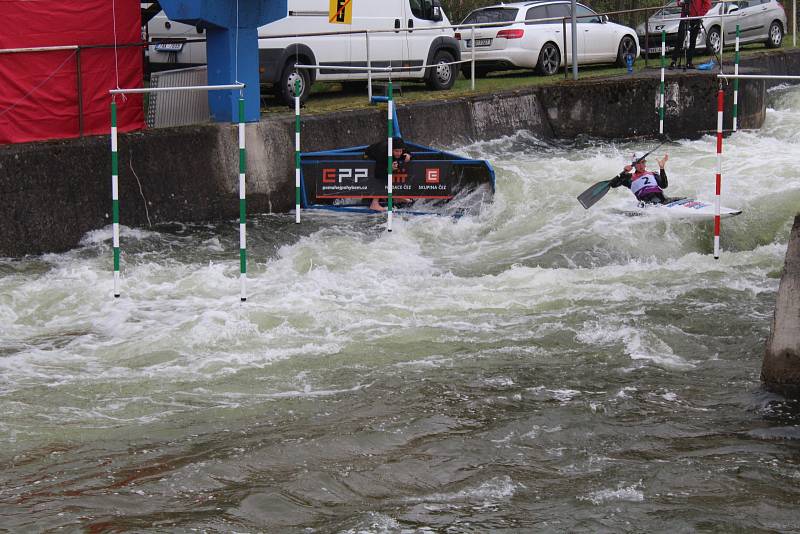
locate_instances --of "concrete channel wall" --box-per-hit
[1,49,799,258]
[763,215,800,397]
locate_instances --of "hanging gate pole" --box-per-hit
[733,25,740,132]
[238,96,248,301]
[294,80,302,224]
[659,30,666,135]
[714,88,724,260]
[387,81,394,232]
[110,101,120,298]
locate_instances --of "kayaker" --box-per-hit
[610,152,669,204]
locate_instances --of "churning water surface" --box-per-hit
[1,86,800,532]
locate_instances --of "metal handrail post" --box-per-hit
[76,46,83,137]
[563,17,568,79]
[571,1,578,80]
[471,26,476,90]
[366,31,372,101]
[644,7,649,69]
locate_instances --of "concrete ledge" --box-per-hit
[762,215,800,397]
[1,49,799,257]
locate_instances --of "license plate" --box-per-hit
[155,42,184,52]
[465,38,492,48]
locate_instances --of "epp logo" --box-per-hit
[322,168,369,183]
[425,168,441,184]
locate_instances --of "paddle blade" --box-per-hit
[577,180,612,209]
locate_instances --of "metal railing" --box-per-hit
[259,12,627,92]
[256,1,775,92]
[145,0,797,99]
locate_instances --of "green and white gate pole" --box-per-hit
[659,30,666,135]
[387,81,394,232]
[294,80,301,223]
[238,96,247,301]
[110,100,120,298]
[733,25,741,132]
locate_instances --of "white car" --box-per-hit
[636,0,787,57]
[456,1,639,77]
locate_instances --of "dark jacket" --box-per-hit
[610,168,668,190]
[364,140,409,178]
[610,168,669,203]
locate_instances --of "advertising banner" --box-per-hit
[306,161,455,200]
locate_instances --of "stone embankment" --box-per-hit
[763,215,800,397]
[0,49,798,258]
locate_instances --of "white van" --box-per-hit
[146,0,460,104]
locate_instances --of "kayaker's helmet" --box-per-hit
[632,151,647,165]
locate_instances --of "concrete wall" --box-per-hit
[763,215,800,397]
[1,49,799,258]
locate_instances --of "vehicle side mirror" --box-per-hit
[601,14,609,23]
[728,5,739,13]
[431,0,444,21]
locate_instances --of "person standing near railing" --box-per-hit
[669,0,712,69]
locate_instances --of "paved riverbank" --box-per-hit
[763,214,800,396]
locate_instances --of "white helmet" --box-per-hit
[631,151,647,164]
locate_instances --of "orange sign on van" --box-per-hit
[329,0,353,24]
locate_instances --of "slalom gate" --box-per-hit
[109,84,247,299]
[712,72,800,258]
[292,78,495,229]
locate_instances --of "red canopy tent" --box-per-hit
[0,0,145,144]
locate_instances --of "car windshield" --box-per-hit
[462,7,519,25]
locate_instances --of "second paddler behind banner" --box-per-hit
[610,151,670,204]
[364,137,413,212]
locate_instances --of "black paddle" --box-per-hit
[577,140,668,209]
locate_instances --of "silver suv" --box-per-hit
[636,0,787,57]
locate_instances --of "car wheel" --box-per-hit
[616,36,637,67]
[766,21,783,48]
[536,43,560,76]
[705,26,721,54]
[278,61,310,106]
[426,50,456,90]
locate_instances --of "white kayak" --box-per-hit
[617,197,742,219]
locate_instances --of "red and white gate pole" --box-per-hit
[714,88,723,259]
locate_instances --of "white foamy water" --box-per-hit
[0,85,798,532]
